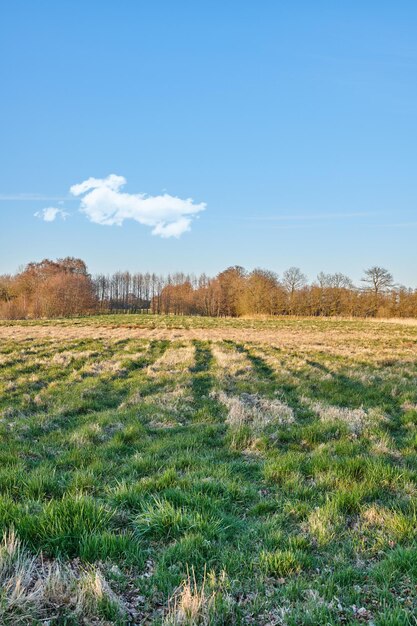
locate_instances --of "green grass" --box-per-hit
[0,317,417,623]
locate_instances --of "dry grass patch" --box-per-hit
[302,397,368,435]
[163,568,232,626]
[306,505,345,546]
[211,343,253,379]
[0,530,127,625]
[146,387,192,413]
[82,360,127,376]
[216,391,294,431]
[147,344,195,377]
[360,505,417,543]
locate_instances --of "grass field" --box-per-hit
[1,317,417,625]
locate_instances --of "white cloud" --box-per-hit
[35,207,69,222]
[70,174,125,196]
[70,174,206,238]
[152,217,192,238]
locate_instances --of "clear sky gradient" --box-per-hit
[1,1,416,285]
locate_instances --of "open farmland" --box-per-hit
[1,317,417,625]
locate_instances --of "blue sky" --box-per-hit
[1,1,416,285]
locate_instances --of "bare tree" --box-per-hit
[282,267,307,294]
[317,272,353,290]
[361,266,394,316]
[316,272,354,316]
[282,267,307,314]
[361,266,394,296]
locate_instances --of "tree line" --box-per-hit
[1,258,416,319]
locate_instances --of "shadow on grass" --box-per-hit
[190,341,217,416]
